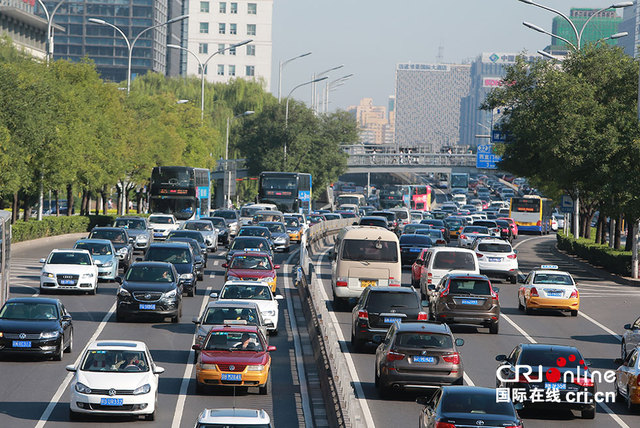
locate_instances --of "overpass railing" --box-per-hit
[346,153,476,167]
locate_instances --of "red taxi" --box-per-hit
[222,251,279,292]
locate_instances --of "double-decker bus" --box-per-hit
[509,196,553,234]
[149,166,211,221]
[0,210,10,306]
[258,172,312,213]
[400,185,432,211]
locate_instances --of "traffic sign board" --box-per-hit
[491,130,509,143]
[476,144,502,169]
[561,195,574,213]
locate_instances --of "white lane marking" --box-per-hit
[213,260,219,266]
[316,252,377,428]
[599,402,631,428]
[579,312,622,341]
[283,249,313,428]
[501,314,537,344]
[171,286,212,428]
[512,235,550,250]
[35,301,117,428]
[463,372,475,386]
[208,272,215,279]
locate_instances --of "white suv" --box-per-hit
[148,214,178,240]
[471,238,518,284]
[195,408,272,427]
[40,249,99,294]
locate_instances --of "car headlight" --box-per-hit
[136,235,148,243]
[247,364,265,371]
[201,363,217,370]
[40,331,60,339]
[101,261,113,268]
[118,287,131,297]
[42,272,54,278]
[81,273,94,278]
[275,237,285,243]
[75,382,92,394]
[133,384,151,395]
[262,310,276,317]
[117,247,128,254]
[264,277,276,283]
[227,274,240,280]
[163,289,177,299]
[179,273,194,280]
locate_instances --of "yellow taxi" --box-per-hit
[517,265,579,316]
[193,323,275,394]
[284,215,304,243]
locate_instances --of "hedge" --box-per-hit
[556,231,631,276]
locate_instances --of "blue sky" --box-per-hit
[270,0,629,110]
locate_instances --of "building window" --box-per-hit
[229,65,236,76]
[218,43,226,54]
[246,45,255,56]
[217,64,224,75]
[229,46,236,55]
[247,24,256,36]
[218,23,226,34]
[219,2,226,13]
[230,2,237,13]
[246,65,255,76]
[199,22,209,33]
[199,43,208,54]
[198,65,208,75]
[230,23,237,34]
[247,3,257,14]
[200,1,209,12]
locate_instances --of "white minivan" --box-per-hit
[418,247,479,302]
[331,226,401,310]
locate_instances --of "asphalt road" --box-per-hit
[315,233,640,428]
[0,236,307,428]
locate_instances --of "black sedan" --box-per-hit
[166,236,206,278]
[144,242,198,296]
[399,234,433,265]
[418,386,523,428]
[167,230,208,263]
[115,262,183,323]
[0,297,73,360]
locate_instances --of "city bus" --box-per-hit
[258,172,312,214]
[509,196,553,234]
[450,173,469,191]
[400,185,432,211]
[0,210,10,306]
[149,166,211,221]
[379,185,404,209]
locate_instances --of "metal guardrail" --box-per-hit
[346,153,476,167]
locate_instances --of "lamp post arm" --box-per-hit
[578,6,611,46]
[524,1,580,47]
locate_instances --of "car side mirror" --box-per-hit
[192,344,202,351]
[65,365,76,372]
[416,396,430,406]
[221,263,228,268]
[61,315,72,322]
[192,317,200,324]
[265,321,275,328]
[614,358,624,366]
[495,354,507,362]
[624,324,632,330]
[455,338,464,346]
[153,366,165,374]
[584,359,592,366]
[493,287,500,293]
[39,258,46,264]
[135,257,143,262]
[275,295,284,300]
[514,249,519,254]
[427,284,436,291]
[274,265,281,269]
[115,276,123,284]
[267,345,277,352]
[210,292,218,299]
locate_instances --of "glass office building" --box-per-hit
[547,8,622,55]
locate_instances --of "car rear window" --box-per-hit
[441,390,516,415]
[519,348,582,367]
[399,235,432,245]
[366,292,417,313]
[477,243,512,253]
[463,226,489,234]
[341,239,398,263]
[448,278,491,295]
[395,333,452,349]
[432,252,476,270]
[533,273,573,285]
[360,219,387,227]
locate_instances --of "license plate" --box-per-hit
[547,292,562,297]
[460,299,478,305]
[545,382,566,390]
[361,280,376,288]
[100,398,123,406]
[12,340,31,348]
[139,304,156,310]
[410,248,422,252]
[60,280,75,285]
[413,356,436,363]
[488,257,502,262]
[154,233,164,237]
[221,373,242,381]
[384,317,402,324]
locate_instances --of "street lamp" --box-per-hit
[224,111,254,208]
[278,52,312,102]
[168,40,251,120]
[88,15,189,94]
[311,65,343,114]
[37,0,66,66]
[323,74,354,113]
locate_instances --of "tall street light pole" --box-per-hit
[225,111,254,207]
[311,65,343,114]
[37,0,66,66]
[278,52,312,102]
[168,40,252,120]
[88,15,189,95]
[323,73,354,113]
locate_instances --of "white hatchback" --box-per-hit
[471,238,518,283]
[40,249,99,294]
[67,340,164,421]
[148,214,178,240]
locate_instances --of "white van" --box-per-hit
[239,204,278,225]
[331,226,401,309]
[452,194,467,206]
[418,247,479,301]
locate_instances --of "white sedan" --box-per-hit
[40,249,99,294]
[67,340,164,421]
[211,280,283,335]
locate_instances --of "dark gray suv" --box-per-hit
[113,217,153,252]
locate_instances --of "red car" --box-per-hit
[222,251,279,292]
[411,248,429,288]
[498,217,518,239]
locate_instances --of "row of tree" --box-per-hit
[0,36,356,222]
[483,44,640,249]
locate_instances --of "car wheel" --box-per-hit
[351,332,364,352]
[628,393,638,412]
[198,274,204,281]
[69,408,80,421]
[39,287,46,295]
[270,328,278,336]
[53,341,64,361]
[259,373,271,395]
[187,287,194,297]
[489,322,499,335]
[570,310,578,317]
[195,381,205,394]
[582,405,596,419]
[615,381,623,401]
[453,377,464,385]
[377,382,392,399]
[65,330,73,353]
[171,314,179,323]
[510,275,517,284]
[374,370,380,387]
[116,310,125,322]
[525,303,533,315]
[518,297,524,311]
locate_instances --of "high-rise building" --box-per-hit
[546,8,622,55]
[36,0,184,82]
[186,0,272,89]
[1,0,53,58]
[347,98,394,146]
[618,1,638,57]
[394,63,471,151]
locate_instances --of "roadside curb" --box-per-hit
[12,232,88,251]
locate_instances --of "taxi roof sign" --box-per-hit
[540,265,558,269]
[223,320,248,325]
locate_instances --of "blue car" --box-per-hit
[74,239,119,281]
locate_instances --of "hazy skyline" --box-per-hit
[270,0,629,111]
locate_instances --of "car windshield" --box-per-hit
[169,231,204,243]
[114,219,146,230]
[238,228,269,238]
[360,218,387,227]
[262,223,285,233]
[0,302,58,320]
[240,207,262,217]
[203,217,226,228]
[421,220,444,227]
[146,247,192,264]
[184,222,213,231]
[414,229,441,239]
[81,349,149,372]
[477,243,512,253]
[231,238,269,252]
[367,292,417,313]
[202,307,259,325]
[403,225,430,234]
[229,255,271,270]
[463,226,489,234]
[254,214,282,223]
[400,235,432,245]
[48,252,91,265]
[149,216,174,224]
[212,210,237,220]
[125,265,175,282]
[533,273,574,285]
[396,333,452,349]
[74,242,112,255]
[441,390,516,415]
[446,219,464,228]
[220,285,272,300]
[341,239,398,262]
[432,252,476,270]
[204,331,264,352]
[519,348,582,368]
[90,230,126,243]
[448,278,491,295]
[284,217,299,227]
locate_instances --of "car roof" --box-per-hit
[475,238,511,245]
[149,242,190,249]
[184,220,211,224]
[428,247,475,254]
[88,340,147,351]
[208,324,261,334]
[239,226,269,231]
[442,386,498,396]
[341,226,399,240]
[446,273,490,280]
[258,221,284,225]
[530,269,572,275]
[396,321,451,334]
[75,239,113,245]
[361,216,387,221]
[223,280,271,288]
[231,251,271,258]
[92,227,126,232]
[197,408,271,424]
[129,261,174,268]
[205,300,261,309]
[366,286,417,294]
[115,216,145,220]
[6,297,60,305]
[50,248,91,254]
[519,343,580,354]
